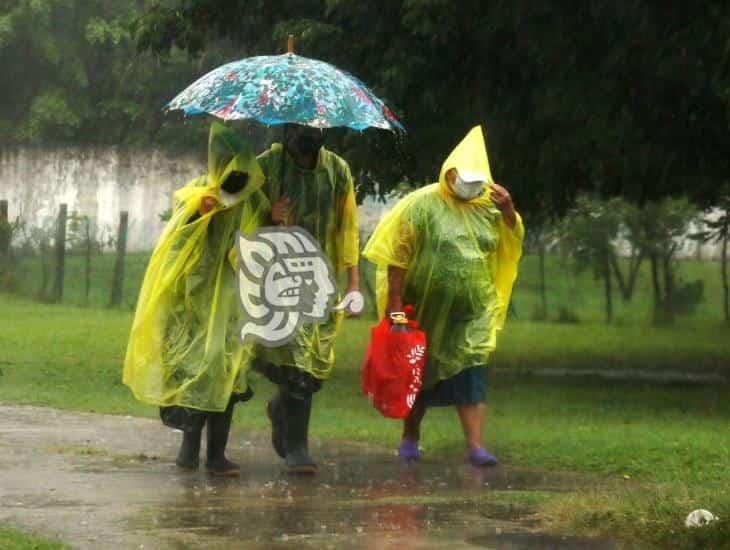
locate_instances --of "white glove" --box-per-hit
[333,290,364,315]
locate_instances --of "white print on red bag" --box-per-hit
[405,344,426,408]
[407,345,425,365]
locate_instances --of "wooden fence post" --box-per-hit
[0,200,9,257]
[110,211,128,307]
[53,203,68,302]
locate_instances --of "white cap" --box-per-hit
[456,169,487,184]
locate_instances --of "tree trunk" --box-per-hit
[610,248,644,302]
[609,252,629,300]
[625,251,645,299]
[604,254,613,323]
[662,250,675,323]
[649,252,662,320]
[538,242,548,318]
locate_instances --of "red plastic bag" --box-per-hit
[361,306,427,419]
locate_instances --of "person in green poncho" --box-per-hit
[123,122,269,476]
[251,123,362,474]
[363,126,524,467]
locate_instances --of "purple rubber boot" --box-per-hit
[467,447,499,467]
[397,439,422,461]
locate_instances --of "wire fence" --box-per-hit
[0,197,727,325]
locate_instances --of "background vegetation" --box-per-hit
[1,0,729,214]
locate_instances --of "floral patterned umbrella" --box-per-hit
[167,44,404,133]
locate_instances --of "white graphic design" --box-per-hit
[405,344,425,408]
[236,226,337,346]
[407,345,426,365]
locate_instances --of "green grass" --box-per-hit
[0,525,66,550]
[494,320,730,372]
[514,253,727,324]
[5,249,729,325]
[1,293,728,546]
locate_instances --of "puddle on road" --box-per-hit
[0,405,615,549]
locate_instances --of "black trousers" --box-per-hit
[160,389,253,433]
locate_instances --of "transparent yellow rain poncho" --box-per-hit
[254,144,360,379]
[123,122,269,411]
[363,126,524,388]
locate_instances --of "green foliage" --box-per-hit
[23,89,81,141]
[324,1,730,209]
[627,198,698,260]
[560,195,624,277]
[0,0,226,147]
[559,195,627,322]
[3,1,728,214]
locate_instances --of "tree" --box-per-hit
[2,1,729,217]
[691,186,730,322]
[132,0,730,214]
[0,0,230,147]
[560,195,625,323]
[625,197,701,324]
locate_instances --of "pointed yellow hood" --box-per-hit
[438,125,493,198]
[172,121,265,210]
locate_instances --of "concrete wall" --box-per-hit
[0,146,205,251]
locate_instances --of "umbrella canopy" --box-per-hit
[167,53,404,132]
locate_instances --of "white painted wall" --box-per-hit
[0,146,205,251]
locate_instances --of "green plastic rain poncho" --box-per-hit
[123,122,269,412]
[254,144,360,379]
[363,126,524,389]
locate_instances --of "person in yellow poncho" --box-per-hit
[250,123,361,474]
[363,126,524,467]
[123,122,269,476]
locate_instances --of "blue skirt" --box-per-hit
[416,365,487,407]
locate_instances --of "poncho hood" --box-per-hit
[438,125,494,201]
[175,121,265,209]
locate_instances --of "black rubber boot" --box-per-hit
[205,399,239,477]
[284,394,317,475]
[175,417,206,472]
[267,390,287,459]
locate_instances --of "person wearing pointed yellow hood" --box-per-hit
[123,122,269,476]
[363,126,524,467]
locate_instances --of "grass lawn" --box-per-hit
[0,293,728,547]
[0,525,66,550]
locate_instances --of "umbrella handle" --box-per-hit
[287,35,295,54]
[277,133,291,226]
